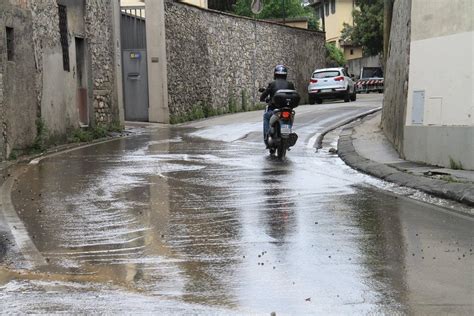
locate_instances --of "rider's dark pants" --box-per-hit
[263,109,274,141]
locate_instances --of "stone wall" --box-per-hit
[0,1,37,158]
[164,1,326,120]
[381,0,411,156]
[85,0,118,125]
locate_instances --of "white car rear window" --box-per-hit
[313,71,341,79]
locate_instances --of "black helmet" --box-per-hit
[274,64,288,80]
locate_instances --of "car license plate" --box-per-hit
[321,89,331,92]
[281,124,291,135]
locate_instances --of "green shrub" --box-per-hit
[68,128,93,143]
[92,125,108,139]
[241,90,248,112]
[449,157,464,170]
[8,150,18,161]
[325,43,346,67]
[228,94,238,113]
[33,118,49,152]
[108,120,124,133]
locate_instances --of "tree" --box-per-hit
[342,0,384,56]
[234,0,307,19]
[325,43,346,67]
[232,0,319,30]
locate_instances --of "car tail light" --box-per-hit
[310,79,318,84]
[281,111,291,119]
[334,76,344,81]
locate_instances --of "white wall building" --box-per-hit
[404,0,473,170]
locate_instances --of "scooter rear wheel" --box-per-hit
[277,143,286,160]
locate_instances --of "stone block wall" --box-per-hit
[381,0,411,156]
[164,1,326,119]
[85,0,118,125]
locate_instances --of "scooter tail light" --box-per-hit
[281,111,291,119]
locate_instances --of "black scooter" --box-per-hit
[261,89,300,159]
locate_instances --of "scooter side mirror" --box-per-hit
[258,87,265,93]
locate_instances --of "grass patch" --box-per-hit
[67,124,123,143]
[449,157,464,170]
[33,118,49,152]
[170,90,265,124]
[8,120,124,161]
[439,175,461,183]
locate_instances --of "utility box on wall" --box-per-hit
[411,90,424,125]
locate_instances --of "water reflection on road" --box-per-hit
[2,106,473,314]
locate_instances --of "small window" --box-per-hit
[58,4,70,72]
[316,5,322,20]
[350,49,354,55]
[331,0,336,14]
[325,1,329,17]
[6,27,14,61]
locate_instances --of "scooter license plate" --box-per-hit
[281,124,291,135]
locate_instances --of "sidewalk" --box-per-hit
[337,112,474,208]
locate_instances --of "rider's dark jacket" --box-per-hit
[260,78,295,110]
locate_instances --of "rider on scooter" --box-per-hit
[260,65,295,147]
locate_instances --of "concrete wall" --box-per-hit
[404,126,474,170]
[0,1,37,158]
[403,0,473,169]
[34,0,85,136]
[346,54,381,79]
[343,45,363,61]
[146,0,169,123]
[381,0,411,156]
[164,1,326,120]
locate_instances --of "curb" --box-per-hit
[315,107,382,150]
[337,122,474,209]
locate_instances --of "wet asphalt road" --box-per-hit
[1,95,473,314]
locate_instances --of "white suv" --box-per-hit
[307,67,356,104]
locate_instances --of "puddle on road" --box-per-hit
[2,124,473,314]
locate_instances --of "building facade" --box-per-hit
[121,0,145,6]
[311,0,362,60]
[403,0,473,169]
[0,0,121,160]
[178,0,208,8]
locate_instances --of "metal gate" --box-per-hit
[121,7,149,122]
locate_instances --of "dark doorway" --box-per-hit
[75,37,88,126]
